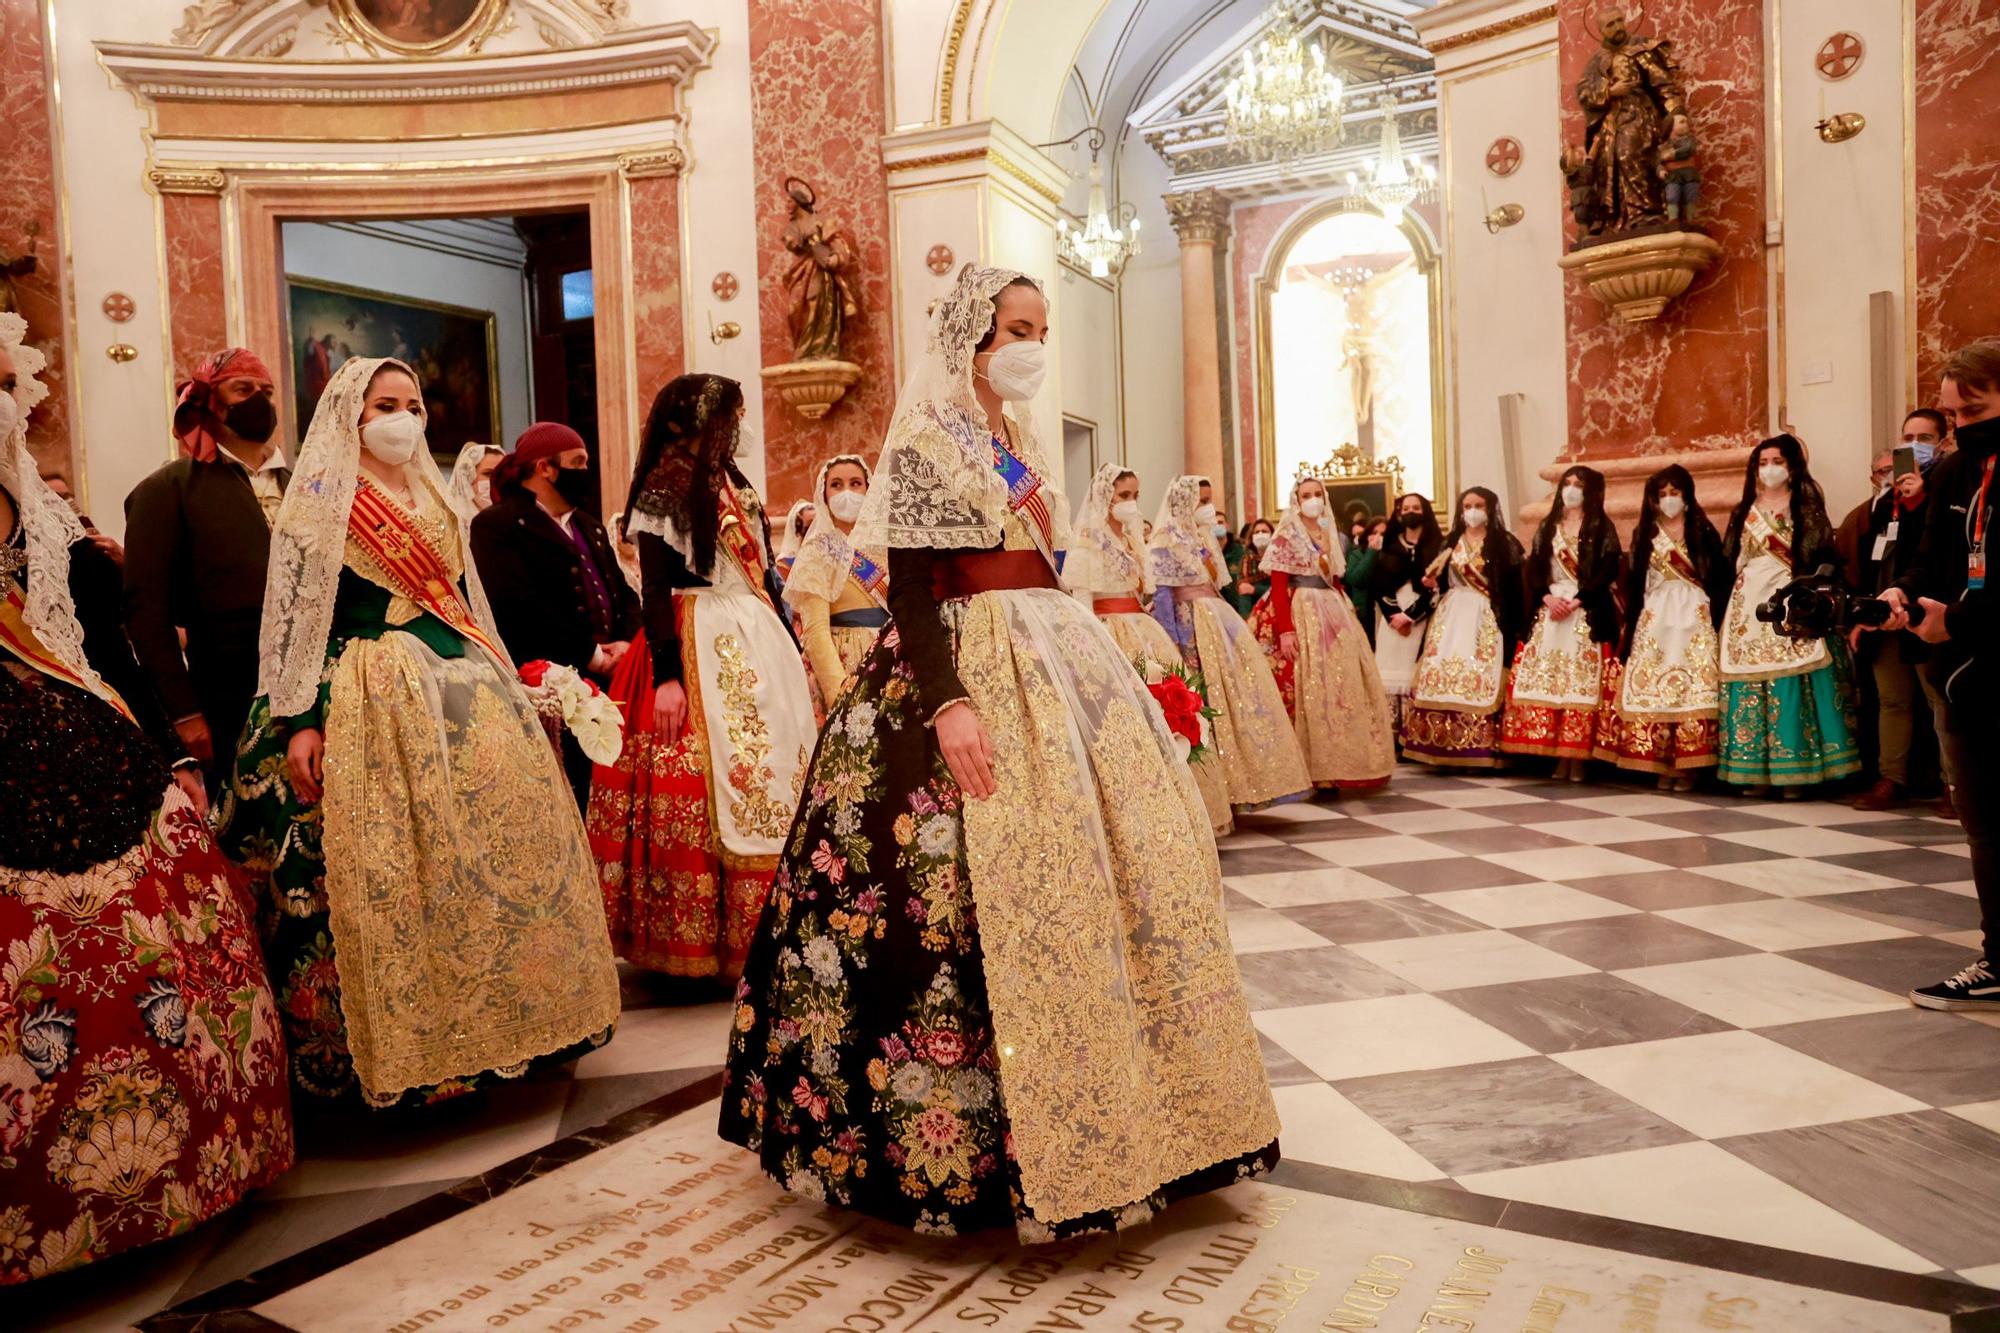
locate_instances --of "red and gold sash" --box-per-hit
[347,482,503,662]
[1656,533,1702,586]
[1553,528,1582,583]
[1452,541,1492,597]
[0,582,136,723]
[717,486,777,614]
[1747,504,1792,566]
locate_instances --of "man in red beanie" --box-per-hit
[471,421,638,810]
[122,346,286,792]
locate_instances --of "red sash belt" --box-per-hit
[931,549,1060,600]
[1092,596,1144,615]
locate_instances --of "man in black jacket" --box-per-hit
[1850,437,1946,812]
[470,421,638,810]
[122,346,286,793]
[1882,339,2000,1009]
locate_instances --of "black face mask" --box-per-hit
[1401,512,1426,530]
[553,465,596,510]
[223,394,278,445]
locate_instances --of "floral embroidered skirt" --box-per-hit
[1501,641,1615,760]
[1717,655,1863,787]
[1596,659,1719,773]
[1097,608,1233,835]
[721,591,1279,1241]
[1247,592,1296,715]
[0,783,293,1284]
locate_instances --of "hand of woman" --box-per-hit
[174,715,215,766]
[1278,630,1298,662]
[1421,574,1438,591]
[1237,581,1254,597]
[287,728,325,806]
[934,701,997,800]
[172,766,210,820]
[1390,613,1414,635]
[653,680,688,744]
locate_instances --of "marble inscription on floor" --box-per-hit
[254,1102,1948,1333]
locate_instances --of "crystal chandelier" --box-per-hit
[1223,5,1346,164]
[1346,97,1436,224]
[1050,129,1141,279]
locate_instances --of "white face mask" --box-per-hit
[982,340,1047,401]
[1462,508,1489,529]
[473,477,492,508]
[1194,502,1217,528]
[828,490,865,523]
[360,411,424,467]
[1110,499,1142,525]
[1298,497,1325,520]
[1560,485,1585,509]
[1757,463,1789,489]
[1251,531,1273,550]
[0,392,18,443]
[1657,494,1686,519]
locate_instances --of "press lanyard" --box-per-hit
[1969,456,1995,590]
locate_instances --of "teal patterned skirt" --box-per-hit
[1717,652,1862,787]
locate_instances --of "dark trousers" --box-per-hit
[560,730,595,818]
[1940,713,1999,959]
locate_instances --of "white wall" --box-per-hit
[1111,142,1185,517]
[1055,263,1121,498]
[1773,0,1910,521]
[280,222,533,450]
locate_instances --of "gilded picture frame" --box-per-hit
[326,0,509,56]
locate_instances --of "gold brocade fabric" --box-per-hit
[1508,529,1602,707]
[947,553,1276,1225]
[1619,537,1720,721]
[320,633,622,1103]
[1411,580,1505,713]
[1721,509,1829,681]
[1291,588,1396,787]
[1100,608,1234,835]
[1188,598,1312,811]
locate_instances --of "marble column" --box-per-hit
[1167,188,1232,501]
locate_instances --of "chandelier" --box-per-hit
[1345,97,1435,224]
[1046,128,1141,279]
[1223,5,1346,164]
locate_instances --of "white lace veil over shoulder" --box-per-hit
[257,355,511,717]
[447,441,501,516]
[0,312,111,706]
[1065,461,1150,598]
[1147,474,1223,589]
[775,500,814,564]
[1261,476,1346,579]
[847,264,1068,554]
[783,454,880,607]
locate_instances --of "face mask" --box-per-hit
[1757,463,1789,489]
[224,394,279,445]
[554,465,595,510]
[1194,503,1217,527]
[1252,531,1272,550]
[1213,524,1230,539]
[1561,485,1585,509]
[1657,494,1685,519]
[1910,442,1937,469]
[473,477,492,508]
[1298,497,1325,520]
[360,410,423,466]
[828,490,865,523]
[0,393,16,443]
[1110,499,1142,525]
[982,341,1047,401]
[1401,512,1425,531]
[1462,508,1489,529]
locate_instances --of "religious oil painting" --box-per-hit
[332,0,501,53]
[285,276,500,461]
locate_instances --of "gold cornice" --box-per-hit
[987,150,1061,205]
[885,146,1062,205]
[937,0,976,126]
[1423,5,1557,54]
[149,165,227,195]
[619,146,686,179]
[885,147,988,172]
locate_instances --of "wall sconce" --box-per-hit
[1484,202,1525,233]
[1816,112,1866,143]
[708,312,741,344]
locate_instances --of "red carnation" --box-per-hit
[518,659,552,688]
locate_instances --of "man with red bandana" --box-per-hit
[123,346,288,792]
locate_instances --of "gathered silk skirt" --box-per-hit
[0,782,294,1284]
[226,633,621,1107]
[1284,587,1395,790]
[720,587,1279,1241]
[1097,606,1234,835]
[588,590,815,980]
[1717,654,1863,787]
[1174,595,1311,812]
[1403,587,1507,768]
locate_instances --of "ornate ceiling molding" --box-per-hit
[148,166,229,195]
[167,0,635,57]
[1420,5,1558,55]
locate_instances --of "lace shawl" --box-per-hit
[848,264,1069,553]
[1064,461,1150,598]
[257,356,510,717]
[775,500,814,566]
[1147,475,1225,589]
[0,312,109,706]
[783,454,882,607]
[1260,479,1348,579]
[447,441,501,516]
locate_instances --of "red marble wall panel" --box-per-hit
[1,0,69,477]
[162,193,230,385]
[746,0,894,510]
[1558,0,1767,458]
[629,172,686,410]
[1914,0,2000,400]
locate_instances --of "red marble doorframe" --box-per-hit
[1558,0,1769,460]
[2,0,71,478]
[1914,0,2000,400]
[630,171,687,409]
[162,192,231,384]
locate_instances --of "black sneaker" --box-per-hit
[1910,960,2000,1010]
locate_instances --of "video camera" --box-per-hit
[1756,564,1924,640]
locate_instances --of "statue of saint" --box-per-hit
[1573,8,1689,238]
[780,177,862,363]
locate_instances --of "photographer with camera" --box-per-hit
[1881,340,2000,1009]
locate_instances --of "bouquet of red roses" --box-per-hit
[1142,659,1218,765]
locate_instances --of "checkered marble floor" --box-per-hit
[1227,765,2000,1286]
[20,766,2000,1330]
